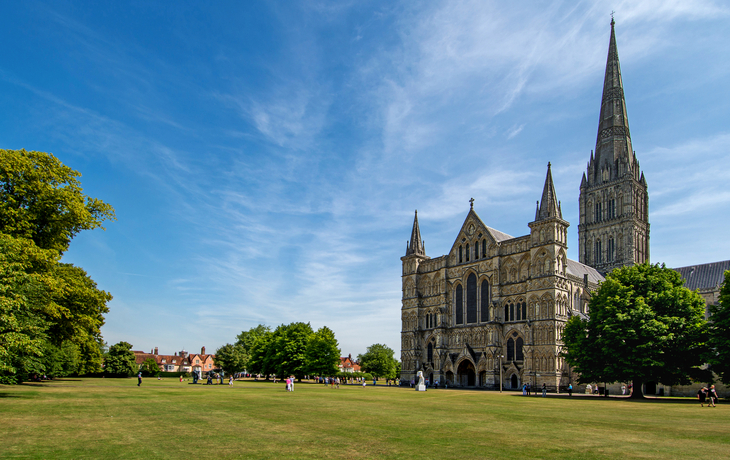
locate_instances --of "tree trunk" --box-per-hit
[630,379,644,399]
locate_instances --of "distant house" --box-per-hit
[339,354,361,373]
[133,346,217,374]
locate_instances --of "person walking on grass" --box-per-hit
[542,383,547,397]
[568,383,573,396]
[137,372,142,387]
[698,387,707,407]
[708,385,718,407]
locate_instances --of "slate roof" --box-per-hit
[673,260,730,291]
[485,226,513,242]
[566,259,605,284]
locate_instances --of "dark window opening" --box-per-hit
[455,285,463,325]
[480,280,490,322]
[466,274,477,323]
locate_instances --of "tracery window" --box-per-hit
[455,284,463,325]
[595,239,603,264]
[507,338,515,361]
[482,239,487,257]
[516,337,524,361]
[607,237,615,262]
[466,243,470,262]
[459,246,463,263]
[480,280,490,322]
[427,342,433,363]
[466,274,477,323]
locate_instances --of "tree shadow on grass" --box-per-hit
[0,392,29,398]
[509,394,702,404]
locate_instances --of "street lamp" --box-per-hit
[498,354,504,393]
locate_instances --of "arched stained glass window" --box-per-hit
[427,342,433,363]
[516,337,524,361]
[482,240,487,257]
[466,243,470,262]
[455,285,463,325]
[466,274,477,323]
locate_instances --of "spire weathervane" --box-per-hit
[611,10,615,25]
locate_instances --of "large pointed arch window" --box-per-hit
[480,279,490,322]
[455,284,463,325]
[466,274,477,323]
[427,342,433,364]
[516,337,524,361]
[507,338,515,361]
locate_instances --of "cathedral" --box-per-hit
[399,20,650,389]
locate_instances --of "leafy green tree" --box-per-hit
[230,324,270,371]
[0,149,115,383]
[305,326,340,377]
[104,341,137,376]
[140,357,160,377]
[358,344,398,379]
[271,322,313,380]
[0,149,115,254]
[0,233,56,383]
[563,263,709,398]
[708,270,730,384]
[247,329,275,377]
[47,264,111,374]
[215,343,247,375]
[40,341,81,377]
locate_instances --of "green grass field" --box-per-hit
[1,378,727,459]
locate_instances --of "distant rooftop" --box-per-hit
[673,260,730,291]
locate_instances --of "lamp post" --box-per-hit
[498,354,504,393]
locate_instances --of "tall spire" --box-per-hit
[536,162,562,221]
[405,210,425,256]
[593,18,633,173]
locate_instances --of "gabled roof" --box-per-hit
[450,206,514,251]
[566,259,604,285]
[674,260,730,291]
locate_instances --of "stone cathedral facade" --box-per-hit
[400,20,649,389]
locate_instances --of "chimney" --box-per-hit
[154,347,158,355]
[201,346,206,355]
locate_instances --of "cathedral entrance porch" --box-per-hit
[457,360,476,387]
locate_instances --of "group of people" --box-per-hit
[285,376,295,392]
[698,385,719,407]
[521,383,548,397]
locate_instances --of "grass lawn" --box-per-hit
[0,378,728,459]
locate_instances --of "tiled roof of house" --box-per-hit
[673,260,730,291]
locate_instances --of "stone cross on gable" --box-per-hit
[469,198,475,209]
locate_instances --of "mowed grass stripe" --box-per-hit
[0,378,727,459]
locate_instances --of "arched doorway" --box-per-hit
[479,371,486,387]
[510,374,519,389]
[457,360,476,387]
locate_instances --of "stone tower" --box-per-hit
[579,19,649,275]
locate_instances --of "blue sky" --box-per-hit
[1,1,729,358]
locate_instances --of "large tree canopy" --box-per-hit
[563,263,709,398]
[305,326,340,377]
[708,270,730,384]
[358,343,398,379]
[0,149,114,382]
[0,149,115,254]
